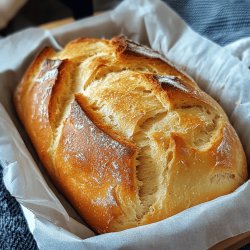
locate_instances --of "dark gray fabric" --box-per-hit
[0,165,38,249]
[165,0,250,45]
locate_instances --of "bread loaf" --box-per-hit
[14,35,247,233]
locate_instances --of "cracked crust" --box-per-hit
[14,35,247,233]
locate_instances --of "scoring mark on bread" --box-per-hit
[71,98,133,157]
[112,35,168,63]
[153,75,189,92]
[36,59,62,83]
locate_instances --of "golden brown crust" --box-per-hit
[15,47,58,173]
[14,36,248,233]
[55,98,138,233]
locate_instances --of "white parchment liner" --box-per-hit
[0,0,250,249]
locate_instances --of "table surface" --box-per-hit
[40,17,250,250]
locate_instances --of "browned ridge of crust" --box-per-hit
[14,35,248,233]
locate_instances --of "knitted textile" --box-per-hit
[0,165,38,249]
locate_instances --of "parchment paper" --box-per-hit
[0,0,250,249]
